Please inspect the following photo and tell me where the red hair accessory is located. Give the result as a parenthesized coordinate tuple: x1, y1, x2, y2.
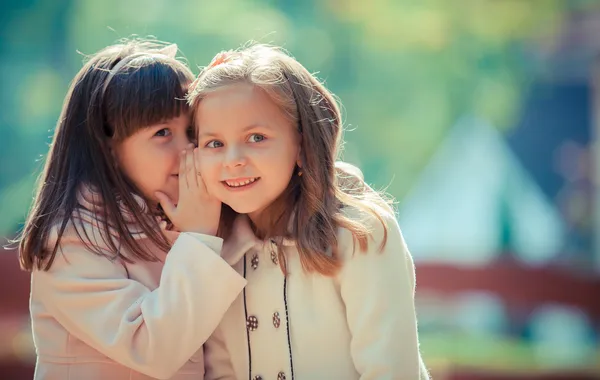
(207, 50, 234, 69)
(189, 50, 235, 93)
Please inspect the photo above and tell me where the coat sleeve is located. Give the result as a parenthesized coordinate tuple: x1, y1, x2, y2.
(203, 322, 238, 380)
(337, 207, 428, 380)
(32, 232, 247, 379)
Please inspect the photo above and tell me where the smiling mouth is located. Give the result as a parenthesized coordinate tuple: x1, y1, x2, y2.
(222, 177, 260, 188)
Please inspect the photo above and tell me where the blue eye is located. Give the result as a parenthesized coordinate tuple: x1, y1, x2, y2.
(248, 134, 265, 143)
(206, 140, 224, 148)
(154, 128, 171, 137)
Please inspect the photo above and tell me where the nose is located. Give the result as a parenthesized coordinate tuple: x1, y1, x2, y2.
(223, 146, 247, 168)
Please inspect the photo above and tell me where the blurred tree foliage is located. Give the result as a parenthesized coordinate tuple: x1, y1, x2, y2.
(0, 0, 597, 234)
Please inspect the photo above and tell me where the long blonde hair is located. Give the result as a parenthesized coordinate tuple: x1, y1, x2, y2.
(188, 44, 392, 276)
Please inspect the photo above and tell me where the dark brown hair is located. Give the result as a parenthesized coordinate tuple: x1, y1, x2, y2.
(188, 44, 392, 276)
(18, 39, 195, 271)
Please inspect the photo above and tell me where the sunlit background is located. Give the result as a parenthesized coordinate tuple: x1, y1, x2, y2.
(2, 0, 600, 379)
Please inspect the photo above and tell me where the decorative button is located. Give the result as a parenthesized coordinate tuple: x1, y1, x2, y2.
(277, 371, 286, 380)
(271, 249, 278, 265)
(246, 315, 258, 331)
(273, 311, 281, 328)
(251, 253, 259, 270)
(253, 376, 263, 380)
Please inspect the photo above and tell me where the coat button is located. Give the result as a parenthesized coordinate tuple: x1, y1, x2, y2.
(246, 315, 258, 331)
(273, 311, 281, 328)
(252, 376, 263, 380)
(250, 253, 259, 270)
(277, 371, 286, 380)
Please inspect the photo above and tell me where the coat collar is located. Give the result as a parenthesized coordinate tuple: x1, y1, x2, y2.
(220, 214, 296, 266)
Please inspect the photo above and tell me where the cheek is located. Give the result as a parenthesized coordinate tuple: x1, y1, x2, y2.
(131, 150, 175, 182)
(143, 152, 171, 175)
(119, 154, 146, 181)
(197, 155, 220, 178)
(271, 144, 299, 170)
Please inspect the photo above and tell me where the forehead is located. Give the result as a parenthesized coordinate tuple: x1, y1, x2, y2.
(195, 83, 290, 132)
(105, 58, 192, 140)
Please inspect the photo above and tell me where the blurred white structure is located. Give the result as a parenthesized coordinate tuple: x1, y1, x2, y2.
(398, 117, 565, 265)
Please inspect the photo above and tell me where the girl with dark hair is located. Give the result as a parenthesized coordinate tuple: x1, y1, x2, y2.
(18, 39, 246, 379)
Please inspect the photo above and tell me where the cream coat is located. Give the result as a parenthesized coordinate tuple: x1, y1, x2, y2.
(29, 190, 247, 380)
(205, 206, 428, 380)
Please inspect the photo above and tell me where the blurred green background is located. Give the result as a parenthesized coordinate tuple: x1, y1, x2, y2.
(1, 0, 600, 379)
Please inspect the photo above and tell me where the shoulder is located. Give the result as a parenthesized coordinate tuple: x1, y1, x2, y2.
(42, 201, 124, 272)
(335, 200, 416, 293)
(46, 185, 151, 257)
(47, 208, 111, 251)
(40, 213, 125, 274)
(336, 199, 403, 258)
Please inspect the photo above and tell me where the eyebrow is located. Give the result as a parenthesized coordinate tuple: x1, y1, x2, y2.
(198, 123, 272, 138)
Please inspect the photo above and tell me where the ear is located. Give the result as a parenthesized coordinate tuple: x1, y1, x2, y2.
(158, 44, 178, 58)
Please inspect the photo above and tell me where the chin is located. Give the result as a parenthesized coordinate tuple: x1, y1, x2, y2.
(227, 202, 261, 215)
(156, 191, 178, 206)
(229, 205, 257, 215)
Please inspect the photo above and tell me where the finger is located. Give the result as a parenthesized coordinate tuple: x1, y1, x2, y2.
(193, 148, 208, 194)
(179, 149, 188, 191)
(186, 146, 198, 190)
(197, 173, 212, 198)
(155, 191, 176, 220)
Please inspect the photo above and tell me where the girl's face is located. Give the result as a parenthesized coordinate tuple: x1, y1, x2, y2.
(113, 114, 193, 205)
(195, 83, 301, 221)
